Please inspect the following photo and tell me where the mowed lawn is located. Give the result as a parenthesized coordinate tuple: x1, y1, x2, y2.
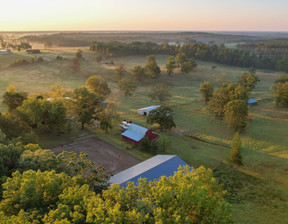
(0, 50, 288, 223)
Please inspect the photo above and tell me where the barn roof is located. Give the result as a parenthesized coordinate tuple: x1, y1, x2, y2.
(138, 105, 160, 112)
(248, 99, 258, 104)
(121, 123, 148, 142)
(109, 155, 188, 187)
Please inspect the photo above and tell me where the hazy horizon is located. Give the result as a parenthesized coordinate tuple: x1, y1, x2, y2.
(1, 0, 288, 32)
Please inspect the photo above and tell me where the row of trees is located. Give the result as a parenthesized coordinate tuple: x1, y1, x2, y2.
(90, 41, 288, 72)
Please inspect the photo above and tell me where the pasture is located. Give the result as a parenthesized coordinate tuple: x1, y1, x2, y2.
(0, 48, 287, 223)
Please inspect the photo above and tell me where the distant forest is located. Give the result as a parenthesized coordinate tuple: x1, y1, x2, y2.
(90, 40, 288, 72)
(21, 32, 288, 72)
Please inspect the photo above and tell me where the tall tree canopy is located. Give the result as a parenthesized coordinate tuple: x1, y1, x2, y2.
(147, 105, 176, 130)
(86, 75, 111, 97)
(2, 85, 27, 113)
(0, 166, 232, 223)
(200, 81, 214, 104)
(149, 84, 172, 104)
(71, 87, 102, 130)
(145, 55, 161, 78)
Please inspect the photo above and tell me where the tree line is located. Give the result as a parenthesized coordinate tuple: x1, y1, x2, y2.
(89, 40, 288, 72)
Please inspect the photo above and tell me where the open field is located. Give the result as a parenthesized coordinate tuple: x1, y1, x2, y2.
(52, 137, 140, 175)
(0, 48, 287, 223)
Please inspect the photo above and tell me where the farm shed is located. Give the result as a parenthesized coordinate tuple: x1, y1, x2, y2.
(0, 50, 12, 55)
(27, 49, 41, 54)
(121, 123, 158, 144)
(109, 155, 188, 187)
(137, 105, 160, 116)
(248, 99, 258, 106)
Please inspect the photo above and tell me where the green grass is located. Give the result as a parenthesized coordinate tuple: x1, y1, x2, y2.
(0, 50, 288, 223)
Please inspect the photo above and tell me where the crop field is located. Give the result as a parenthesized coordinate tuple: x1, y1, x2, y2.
(0, 48, 287, 223)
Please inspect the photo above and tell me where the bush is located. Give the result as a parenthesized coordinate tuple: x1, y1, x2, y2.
(138, 136, 170, 154)
(9, 59, 30, 68)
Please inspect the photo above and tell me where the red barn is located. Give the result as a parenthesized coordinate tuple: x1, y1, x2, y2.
(121, 124, 158, 144)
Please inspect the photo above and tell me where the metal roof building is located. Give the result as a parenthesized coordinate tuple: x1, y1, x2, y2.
(109, 155, 188, 187)
(121, 123, 158, 144)
(248, 99, 258, 105)
(137, 105, 160, 116)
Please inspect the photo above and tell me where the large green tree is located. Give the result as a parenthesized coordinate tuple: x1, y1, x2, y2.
(71, 87, 102, 130)
(97, 105, 119, 134)
(147, 106, 175, 130)
(2, 85, 27, 113)
(17, 98, 67, 132)
(131, 65, 146, 81)
(200, 81, 214, 104)
(149, 83, 171, 104)
(86, 75, 111, 97)
(145, 55, 161, 78)
(238, 72, 259, 91)
(224, 100, 248, 132)
(165, 56, 177, 76)
(118, 77, 137, 96)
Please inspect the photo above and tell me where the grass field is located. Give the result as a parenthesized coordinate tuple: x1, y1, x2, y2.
(0, 48, 287, 223)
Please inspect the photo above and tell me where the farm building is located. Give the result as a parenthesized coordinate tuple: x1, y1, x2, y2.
(109, 155, 188, 187)
(248, 99, 258, 106)
(0, 49, 12, 55)
(137, 105, 160, 116)
(121, 123, 158, 144)
(26, 49, 41, 54)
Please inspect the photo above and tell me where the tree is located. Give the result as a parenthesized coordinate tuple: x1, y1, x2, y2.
(149, 84, 171, 104)
(0, 167, 232, 223)
(71, 87, 102, 130)
(273, 82, 288, 107)
(17, 98, 67, 133)
(176, 53, 187, 67)
(95, 55, 102, 63)
(238, 72, 259, 91)
(49, 84, 67, 100)
(2, 85, 27, 113)
(209, 84, 248, 119)
(131, 65, 146, 81)
(230, 132, 243, 165)
(118, 77, 137, 96)
(200, 81, 214, 104)
(97, 105, 119, 133)
(165, 56, 176, 76)
(114, 64, 126, 80)
(86, 75, 111, 97)
(147, 106, 175, 130)
(145, 55, 161, 78)
(224, 100, 248, 132)
(75, 49, 83, 59)
(180, 58, 197, 73)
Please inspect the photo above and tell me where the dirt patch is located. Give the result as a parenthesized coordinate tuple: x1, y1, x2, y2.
(52, 137, 141, 175)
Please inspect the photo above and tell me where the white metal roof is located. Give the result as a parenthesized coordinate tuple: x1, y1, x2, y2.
(138, 105, 160, 112)
(121, 123, 148, 142)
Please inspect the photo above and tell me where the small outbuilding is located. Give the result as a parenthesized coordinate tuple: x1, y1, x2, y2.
(109, 155, 188, 187)
(248, 99, 258, 106)
(121, 123, 158, 144)
(137, 105, 160, 116)
(0, 49, 12, 55)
